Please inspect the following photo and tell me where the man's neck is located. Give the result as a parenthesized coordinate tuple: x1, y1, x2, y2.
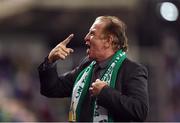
(96, 50, 115, 62)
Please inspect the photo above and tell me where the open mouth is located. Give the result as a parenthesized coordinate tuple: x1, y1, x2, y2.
(85, 43, 90, 49)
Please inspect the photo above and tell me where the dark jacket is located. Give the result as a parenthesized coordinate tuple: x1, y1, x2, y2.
(38, 57, 149, 122)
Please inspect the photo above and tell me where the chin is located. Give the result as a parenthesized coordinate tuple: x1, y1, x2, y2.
(87, 55, 93, 60)
(87, 54, 95, 60)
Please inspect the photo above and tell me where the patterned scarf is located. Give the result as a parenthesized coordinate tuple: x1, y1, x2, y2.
(69, 50, 126, 122)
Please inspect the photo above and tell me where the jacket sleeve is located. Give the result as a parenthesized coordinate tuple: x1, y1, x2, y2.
(38, 57, 89, 98)
(96, 64, 149, 121)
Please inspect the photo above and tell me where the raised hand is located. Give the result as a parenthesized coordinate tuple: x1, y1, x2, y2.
(48, 34, 74, 63)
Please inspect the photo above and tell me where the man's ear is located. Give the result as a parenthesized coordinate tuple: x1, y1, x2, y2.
(104, 35, 113, 48)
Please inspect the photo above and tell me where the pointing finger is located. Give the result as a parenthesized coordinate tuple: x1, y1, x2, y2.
(61, 34, 74, 46)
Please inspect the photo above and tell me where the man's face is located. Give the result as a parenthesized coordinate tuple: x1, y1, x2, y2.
(84, 20, 108, 61)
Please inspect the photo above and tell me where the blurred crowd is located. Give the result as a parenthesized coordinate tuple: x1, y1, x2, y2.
(0, 37, 84, 121)
(0, 39, 57, 121)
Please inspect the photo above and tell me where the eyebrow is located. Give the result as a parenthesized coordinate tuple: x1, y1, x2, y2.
(89, 29, 96, 34)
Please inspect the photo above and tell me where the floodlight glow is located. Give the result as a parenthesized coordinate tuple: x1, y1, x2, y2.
(160, 2, 179, 21)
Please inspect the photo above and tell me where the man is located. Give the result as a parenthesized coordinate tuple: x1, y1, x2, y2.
(38, 16, 149, 122)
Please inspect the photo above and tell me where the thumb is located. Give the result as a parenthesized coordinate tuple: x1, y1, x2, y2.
(67, 48, 74, 53)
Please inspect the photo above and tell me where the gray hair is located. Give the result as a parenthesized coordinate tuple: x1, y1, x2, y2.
(96, 16, 128, 52)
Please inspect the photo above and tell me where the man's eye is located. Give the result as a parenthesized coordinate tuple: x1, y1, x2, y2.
(90, 32, 95, 36)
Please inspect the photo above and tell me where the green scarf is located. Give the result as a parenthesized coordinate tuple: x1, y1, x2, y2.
(69, 50, 126, 122)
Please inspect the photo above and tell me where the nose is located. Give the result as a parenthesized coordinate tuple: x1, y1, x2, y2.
(84, 33, 90, 42)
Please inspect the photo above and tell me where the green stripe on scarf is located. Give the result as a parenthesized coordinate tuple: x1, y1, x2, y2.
(69, 50, 126, 122)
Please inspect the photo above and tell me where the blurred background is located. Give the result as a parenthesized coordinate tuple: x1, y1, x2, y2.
(0, 0, 180, 121)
